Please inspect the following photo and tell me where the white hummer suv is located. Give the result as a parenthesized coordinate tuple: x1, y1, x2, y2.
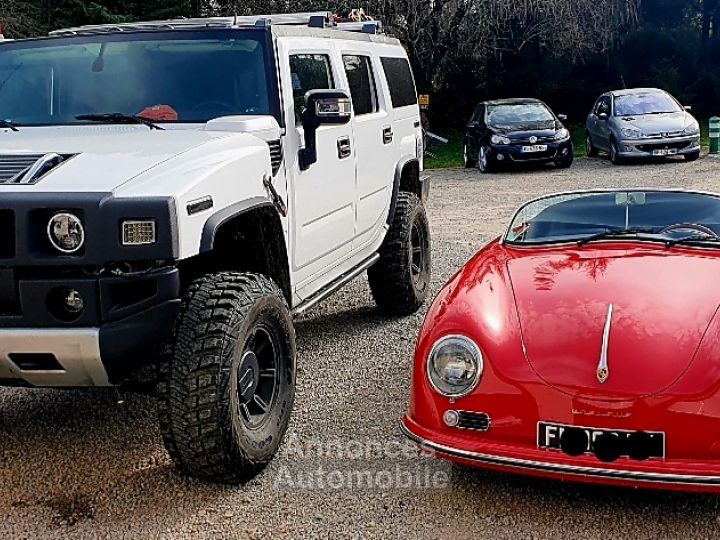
(0, 12, 430, 483)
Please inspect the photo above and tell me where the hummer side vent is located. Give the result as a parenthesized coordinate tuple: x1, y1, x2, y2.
(0, 153, 76, 185)
(268, 140, 283, 175)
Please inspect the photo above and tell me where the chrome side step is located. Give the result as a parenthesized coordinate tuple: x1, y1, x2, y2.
(292, 253, 380, 316)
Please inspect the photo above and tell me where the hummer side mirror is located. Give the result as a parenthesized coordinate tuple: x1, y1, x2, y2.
(299, 89, 352, 171)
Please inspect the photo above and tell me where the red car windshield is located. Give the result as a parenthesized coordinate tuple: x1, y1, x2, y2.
(505, 191, 720, 246)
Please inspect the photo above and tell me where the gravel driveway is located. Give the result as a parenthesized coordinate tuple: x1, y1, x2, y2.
(4, 157, 720, 539)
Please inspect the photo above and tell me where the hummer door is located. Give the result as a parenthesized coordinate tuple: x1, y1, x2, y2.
(279, 45, 357, 282)
(340, 52, 394, 248)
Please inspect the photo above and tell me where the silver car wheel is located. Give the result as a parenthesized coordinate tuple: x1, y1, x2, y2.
(479, 147, 488, 172)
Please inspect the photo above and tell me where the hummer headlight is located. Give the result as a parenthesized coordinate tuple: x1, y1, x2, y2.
(47, 212, 84, 253)
(427, 335, 483, 397)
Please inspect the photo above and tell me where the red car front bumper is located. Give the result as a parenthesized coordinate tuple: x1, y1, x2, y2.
(402, 415, 720, 492)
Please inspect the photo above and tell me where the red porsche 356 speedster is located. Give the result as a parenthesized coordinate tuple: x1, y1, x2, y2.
(402, 189, 720, 491)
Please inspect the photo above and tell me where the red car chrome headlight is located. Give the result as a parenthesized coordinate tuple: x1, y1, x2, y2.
(427, 335, 484, 398)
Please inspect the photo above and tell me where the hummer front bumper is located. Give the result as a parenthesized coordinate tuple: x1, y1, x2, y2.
(0, 267, 181, 387)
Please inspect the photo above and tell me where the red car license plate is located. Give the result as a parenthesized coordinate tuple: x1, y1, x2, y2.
(537, 422, 665, 459)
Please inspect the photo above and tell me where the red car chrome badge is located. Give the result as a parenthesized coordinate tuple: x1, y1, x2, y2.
(596, 304, 613, 384)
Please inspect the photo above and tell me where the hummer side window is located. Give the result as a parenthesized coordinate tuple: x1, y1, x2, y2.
(380, 57, 417, 109)
(342, 55, 378, 116)
(289, 54, 335, 124)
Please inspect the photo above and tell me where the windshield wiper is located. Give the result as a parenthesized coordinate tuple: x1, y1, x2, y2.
(76, 113, 164, 130)
(0, 119, 19, 132)
(577, 227, 664, 246)
(667, 235, 720, 248)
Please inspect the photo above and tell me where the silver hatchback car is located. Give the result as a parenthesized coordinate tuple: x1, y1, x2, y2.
(585, 88, 701, 165)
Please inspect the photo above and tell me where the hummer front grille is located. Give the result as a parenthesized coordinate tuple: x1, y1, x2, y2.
(0, 154, 46, 183)
(0, 153, 76, 184)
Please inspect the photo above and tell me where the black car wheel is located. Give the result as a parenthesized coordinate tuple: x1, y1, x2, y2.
(585, 132, 598, 157)
(478, 145, 495, 173)
(555, 151, 574, 169)
(463, 144, 477, 168)
(610, 139, 624, 165)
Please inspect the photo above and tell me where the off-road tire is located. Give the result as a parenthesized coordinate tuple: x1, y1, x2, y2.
(685, 150, 701, 162)
(368, 192, 431, 316)
(158, 272, 295, 485)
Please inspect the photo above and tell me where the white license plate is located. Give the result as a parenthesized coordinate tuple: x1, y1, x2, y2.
(521, 145, 547, 153)
(537, 422, 665, 459)
(652, 148, 678, 156)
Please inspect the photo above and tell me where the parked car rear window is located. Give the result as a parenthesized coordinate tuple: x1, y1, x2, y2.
(343, 55, 378, 115)
(614, 92, 681, 116)
(289, 53, 335, 124)
(380, 57, 417, 108)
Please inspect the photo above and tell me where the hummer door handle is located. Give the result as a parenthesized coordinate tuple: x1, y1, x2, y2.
(337, 137, 352, 159)
(383, 127, 394, 145)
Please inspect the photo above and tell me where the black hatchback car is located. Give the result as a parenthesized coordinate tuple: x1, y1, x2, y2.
(464, 98, 574, 173)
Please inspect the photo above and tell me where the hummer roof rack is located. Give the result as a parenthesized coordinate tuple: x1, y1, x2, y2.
(50, 11, 383, 37)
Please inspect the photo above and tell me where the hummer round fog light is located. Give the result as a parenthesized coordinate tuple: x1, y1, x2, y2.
(47, 212, 84, 253)
(64, 289, 84, 314)
(47, 287, 85, 321)
(443, 410, 460, 427)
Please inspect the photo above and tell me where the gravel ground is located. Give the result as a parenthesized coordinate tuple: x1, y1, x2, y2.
(4, 157, 720, 539)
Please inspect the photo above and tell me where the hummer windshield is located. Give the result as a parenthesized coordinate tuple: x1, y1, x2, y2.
(0, 30, 276, 126)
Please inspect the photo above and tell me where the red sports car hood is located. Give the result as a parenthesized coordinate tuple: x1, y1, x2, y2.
(507, 248, 720, 401)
